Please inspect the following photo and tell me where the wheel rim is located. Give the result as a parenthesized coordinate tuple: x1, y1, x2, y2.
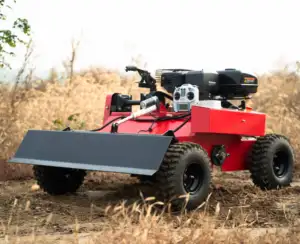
(183, 163, 203, 194)
(273, 150, 290, 178)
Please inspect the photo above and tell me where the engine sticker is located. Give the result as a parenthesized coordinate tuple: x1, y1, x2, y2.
(243, 77, 256, 83)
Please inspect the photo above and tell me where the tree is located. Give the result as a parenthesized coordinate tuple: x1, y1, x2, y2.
(0, 0, 31, 68)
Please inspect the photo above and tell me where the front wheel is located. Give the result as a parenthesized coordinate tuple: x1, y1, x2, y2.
(248, 134, 294, 190)
(33, 165, 86, 195)
(155, 142, 212, 211)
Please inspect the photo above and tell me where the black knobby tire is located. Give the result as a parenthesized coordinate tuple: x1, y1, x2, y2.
(155, 142, 211, 211)
(33, 165, 86, 195)
(248, 134, 294, 190)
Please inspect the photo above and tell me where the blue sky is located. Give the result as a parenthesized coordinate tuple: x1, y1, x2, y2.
(2, 0, 300, 80)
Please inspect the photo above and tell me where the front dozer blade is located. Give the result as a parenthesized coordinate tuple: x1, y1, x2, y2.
(8, 130, 173, 176)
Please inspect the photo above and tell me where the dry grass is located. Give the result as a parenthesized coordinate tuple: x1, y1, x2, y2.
(1, 45, 300, 242)
(1, 175, 300, 243)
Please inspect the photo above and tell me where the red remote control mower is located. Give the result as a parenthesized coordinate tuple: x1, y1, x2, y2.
(9, 66, 295, 210)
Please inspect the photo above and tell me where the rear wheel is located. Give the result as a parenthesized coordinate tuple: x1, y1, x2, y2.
(248, 134, 294, 190)
(155, 142, 211, 211)
(33, 165, 86, 195)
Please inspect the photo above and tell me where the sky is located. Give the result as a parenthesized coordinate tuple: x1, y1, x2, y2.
(2, 0, 300, 80)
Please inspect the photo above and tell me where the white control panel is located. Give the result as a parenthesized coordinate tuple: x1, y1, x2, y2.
(173, 84, 199, 112)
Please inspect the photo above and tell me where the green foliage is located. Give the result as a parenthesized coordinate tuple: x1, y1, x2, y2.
(52, 113, 86, 131)
(0, 0, 31, 68)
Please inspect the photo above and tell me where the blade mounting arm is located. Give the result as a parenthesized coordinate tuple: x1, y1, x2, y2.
(111, 96, 160, 133)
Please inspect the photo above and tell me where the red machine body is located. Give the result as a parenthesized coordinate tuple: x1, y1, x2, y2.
(101, 94, 266, 172)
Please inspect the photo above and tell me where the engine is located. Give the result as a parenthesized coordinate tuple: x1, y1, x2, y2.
(156, 68, 258, 100)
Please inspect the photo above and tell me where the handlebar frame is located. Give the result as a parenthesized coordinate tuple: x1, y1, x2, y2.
(125, 65, 157, 92)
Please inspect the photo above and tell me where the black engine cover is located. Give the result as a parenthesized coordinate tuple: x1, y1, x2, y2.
(161, 72, 185, 93)
(185, 71, 219, 99)
(160, 68, 258, 99)
(216, 69, 258, 98)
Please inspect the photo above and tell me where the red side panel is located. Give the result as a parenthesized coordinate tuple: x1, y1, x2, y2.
(191, 106, 266, 136)
(179, 134, 256, 171)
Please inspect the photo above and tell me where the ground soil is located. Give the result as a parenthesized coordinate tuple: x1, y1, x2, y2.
(1, 171, 300, 243)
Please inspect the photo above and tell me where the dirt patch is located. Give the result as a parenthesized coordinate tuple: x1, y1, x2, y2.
(0, 172, 300, 243)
